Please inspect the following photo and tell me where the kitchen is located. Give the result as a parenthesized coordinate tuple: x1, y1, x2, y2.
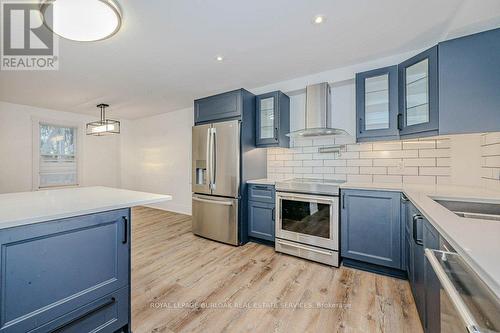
(0, 1, 499, 332)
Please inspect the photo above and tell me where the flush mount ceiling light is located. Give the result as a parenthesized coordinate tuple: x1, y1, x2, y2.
(216, 55, 224, 62)
(312, 15, 325, 24)
(86, 104, 120, 136)
(40, 0, 122, 42)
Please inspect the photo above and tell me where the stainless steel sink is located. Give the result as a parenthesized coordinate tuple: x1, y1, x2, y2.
(434, 199, 500, 221)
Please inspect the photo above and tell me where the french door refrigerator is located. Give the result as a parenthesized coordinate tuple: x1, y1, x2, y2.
(192, 120, 241, 245)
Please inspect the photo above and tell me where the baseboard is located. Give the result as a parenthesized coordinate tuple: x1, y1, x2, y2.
(342, 258, 407, 280)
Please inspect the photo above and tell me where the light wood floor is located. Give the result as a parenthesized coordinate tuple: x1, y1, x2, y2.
(131, 207, 422, 333)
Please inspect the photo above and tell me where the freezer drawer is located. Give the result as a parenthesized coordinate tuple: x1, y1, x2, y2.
(192, 195, 239, 245)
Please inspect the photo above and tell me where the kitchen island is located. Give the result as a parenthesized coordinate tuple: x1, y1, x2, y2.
(0, 186, 171, 333)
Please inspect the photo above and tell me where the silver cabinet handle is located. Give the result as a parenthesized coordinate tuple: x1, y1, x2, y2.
(425, 249, 480, 333)
(193, 197, 233, 206)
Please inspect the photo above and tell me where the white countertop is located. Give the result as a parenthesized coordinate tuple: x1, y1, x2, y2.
(0, 186, 171, 230)
(341, 182, 500, 299)
(247, 179, 276, 185)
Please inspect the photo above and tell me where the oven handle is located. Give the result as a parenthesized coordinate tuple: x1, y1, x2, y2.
(277, 239, 333, 256)
(276, 193, 337, 205)
(424, 249, 480, 333)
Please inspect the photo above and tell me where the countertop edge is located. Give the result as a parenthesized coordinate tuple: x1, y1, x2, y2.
(0, 196, 172, 230)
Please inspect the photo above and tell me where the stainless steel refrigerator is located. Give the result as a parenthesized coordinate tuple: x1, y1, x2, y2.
(192, 120, 241, 245)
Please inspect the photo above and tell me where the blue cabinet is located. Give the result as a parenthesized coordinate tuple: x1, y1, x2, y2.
(406, 202, 426, 326)
(256, 91, 290, 148)
(439, 28, 500, 135)
(247, 184, 275, 242)
(398, 46, 439, 138)
(248, 201, 275, 241)
(356, 66, 399, 142)
(424, 219, 440, 333)
(194, 89, 254, 125)
(341, 189, 402, 269)
(0, 209, 131, 333)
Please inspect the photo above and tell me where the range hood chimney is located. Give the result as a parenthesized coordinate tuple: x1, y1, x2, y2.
(287, 82, 348, 137)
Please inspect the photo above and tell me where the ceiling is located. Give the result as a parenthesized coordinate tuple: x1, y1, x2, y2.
(1, 0, 499, 119)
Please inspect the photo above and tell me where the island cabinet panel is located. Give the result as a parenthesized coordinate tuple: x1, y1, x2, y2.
(0, 208, 130, 333)
(341, 190, 402, 269)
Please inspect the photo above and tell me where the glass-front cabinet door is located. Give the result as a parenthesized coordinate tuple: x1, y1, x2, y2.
(257, 94, 277, 144)
(399, 46, 439, 137)
(356, 65, 399, 141)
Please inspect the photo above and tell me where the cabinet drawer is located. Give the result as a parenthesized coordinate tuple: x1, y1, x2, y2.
(31, 287, 129, 333)
(248, 184, 275, 203)
(0, 209, 130, 333)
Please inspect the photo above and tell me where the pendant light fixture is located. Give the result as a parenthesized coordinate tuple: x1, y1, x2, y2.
(86, 104, 120, 136)
(40, 0, 122, 42)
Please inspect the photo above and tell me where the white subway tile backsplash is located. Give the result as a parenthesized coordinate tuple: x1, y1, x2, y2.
(419, 149, 451, 158)
(360, 150, 418, 159)
(373, 175, 402, 183)
(419, 167, 451, 176)
(294, 153, 313, 160)
(323, 159, 347, 167)
(335, 167, 359, 175)
(284, 160, 302, 167)
(293, 167, 313, 174)
(275, 154, 293, 161)
(436, 158, 451, 167)
(313, 167, 335, 174)
(403, 176, 436, 184)
(480, 133, 500, 189)
(347, 143, 373, 152)
(373, 158, 402, 167)
(387, 167, 419, 176)
(372, 141, 402, 151)
(266, 132, 500, 188)
(347, 174, 373, 183)
(403, 158, 436, 167)
(403, 141, 435, 150)
(360, 167, 386, 175)
(302, 160, 323, 167)
(347, 159, 372, 167)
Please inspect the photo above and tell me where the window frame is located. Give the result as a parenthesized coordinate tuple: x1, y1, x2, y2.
(32, 117, 84, 191)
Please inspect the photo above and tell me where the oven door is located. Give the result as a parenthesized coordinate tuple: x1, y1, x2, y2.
(275, 192, 339, 250)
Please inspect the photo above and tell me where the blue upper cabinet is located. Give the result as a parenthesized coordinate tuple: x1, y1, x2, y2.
(255, 91, 290, 148)
(356, 66, 399, 142)
(439, 28, 500, 135)
(398, 46, 439, 138)
(194, 89, 254, 125)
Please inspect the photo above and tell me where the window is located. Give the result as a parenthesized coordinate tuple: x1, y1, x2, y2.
(36, 123, 79, 189)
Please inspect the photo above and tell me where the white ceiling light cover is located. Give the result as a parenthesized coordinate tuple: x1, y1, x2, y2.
(41, 0, 122, 42)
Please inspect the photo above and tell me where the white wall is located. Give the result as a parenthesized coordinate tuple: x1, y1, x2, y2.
(120, 107, 193, 214)
(0, 101, 121, 194)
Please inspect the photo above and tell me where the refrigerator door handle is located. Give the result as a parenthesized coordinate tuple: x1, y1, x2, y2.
(212, 127, 217, 190)
(192, 197, 234, 206)
(206, 127, 212, 190)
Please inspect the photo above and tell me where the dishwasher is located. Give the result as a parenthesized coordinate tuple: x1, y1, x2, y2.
(425, 238, 500, 333)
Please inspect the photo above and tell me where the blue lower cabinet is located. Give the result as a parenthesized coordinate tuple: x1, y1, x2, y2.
(341, 189, 402, 270)
(0, 209, 131, 333)
(248, 200, 275, 242)
(424, 220, 440, 333)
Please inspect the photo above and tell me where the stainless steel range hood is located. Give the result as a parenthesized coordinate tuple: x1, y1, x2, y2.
(287, 82, 348, 137)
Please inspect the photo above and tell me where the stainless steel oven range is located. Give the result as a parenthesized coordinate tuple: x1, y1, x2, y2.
(275, 178, 344, 266)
